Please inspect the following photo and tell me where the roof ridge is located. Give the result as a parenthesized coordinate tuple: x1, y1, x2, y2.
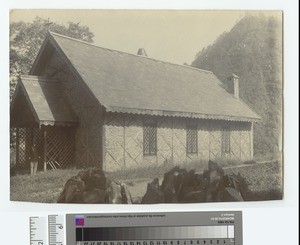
(49, 31, 213, 75)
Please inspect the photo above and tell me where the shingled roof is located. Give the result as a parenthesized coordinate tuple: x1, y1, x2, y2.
(11, 76, 77, 126)
(30, 32, 260, 122)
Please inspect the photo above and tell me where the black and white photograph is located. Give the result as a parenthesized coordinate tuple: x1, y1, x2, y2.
(9, 10, 283, 204)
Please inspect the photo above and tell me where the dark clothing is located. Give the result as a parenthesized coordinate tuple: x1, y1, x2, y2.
(30, 145, 39, 175)
(30, 145, 39, 162)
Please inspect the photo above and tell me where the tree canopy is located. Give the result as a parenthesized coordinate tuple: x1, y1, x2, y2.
(10, 17, 94, 98)
(191, 14, 282, 156)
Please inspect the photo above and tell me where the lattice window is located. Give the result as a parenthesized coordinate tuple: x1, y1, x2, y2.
(187, 125, 198, 154)
(45, 127, 75, 169)
(222, 129, 231, 153)
(143, 123, 157, 156)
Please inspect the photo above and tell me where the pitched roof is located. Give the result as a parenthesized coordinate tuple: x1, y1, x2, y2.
(33, 32, 260, 122)
(11, 75, 77, 126)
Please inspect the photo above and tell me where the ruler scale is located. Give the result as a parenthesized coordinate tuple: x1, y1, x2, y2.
(74, 239, 235, 245)
(29, 216, 47, 245)
(48, 215, 65, 245)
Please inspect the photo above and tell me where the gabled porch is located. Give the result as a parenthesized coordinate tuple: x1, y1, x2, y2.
(10, 75, 78, 172)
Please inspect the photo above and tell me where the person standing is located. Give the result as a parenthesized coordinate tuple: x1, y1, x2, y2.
(29, 140, 39, 175)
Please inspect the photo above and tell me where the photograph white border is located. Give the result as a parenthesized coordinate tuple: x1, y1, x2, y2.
(0, 0, 298, 244)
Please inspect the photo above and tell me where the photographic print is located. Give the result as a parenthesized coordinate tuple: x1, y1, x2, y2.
(9, 10, 283, 204)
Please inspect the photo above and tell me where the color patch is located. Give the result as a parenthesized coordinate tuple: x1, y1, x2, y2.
(75, 216, 84, 226)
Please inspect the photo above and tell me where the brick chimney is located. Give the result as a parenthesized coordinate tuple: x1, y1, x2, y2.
(228, 74, 240, 99)
(137, 48, 147, 57)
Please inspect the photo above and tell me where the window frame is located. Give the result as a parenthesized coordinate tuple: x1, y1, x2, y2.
(221, 128, 231, 154)
(186, 124, 198, 154)
(143, 122, 157, 156)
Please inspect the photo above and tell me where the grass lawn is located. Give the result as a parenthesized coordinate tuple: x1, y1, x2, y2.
(10, 161, 283, 203)
(10, 168, 154, 203)
(10, 168, 81, 203)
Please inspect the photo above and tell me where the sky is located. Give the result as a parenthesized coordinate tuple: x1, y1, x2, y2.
(9, 10, 247, 65)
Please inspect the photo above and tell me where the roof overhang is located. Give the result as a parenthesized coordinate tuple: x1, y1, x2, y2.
(106, 106, 261, 123)
(10, 76, 78, 127)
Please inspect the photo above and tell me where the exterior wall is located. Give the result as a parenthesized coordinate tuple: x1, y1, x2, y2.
(36, 51, 104, 168)
(103, 112, 253, 172)
(209, 120, 222, 160)
(198, 120, 210, 163)
(172, 118, 187, 164)
(157, 117, 173, 165)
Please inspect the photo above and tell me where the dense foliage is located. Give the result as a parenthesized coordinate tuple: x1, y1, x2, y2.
(10, 17, 94, 99)
(191, 14, 282, 156)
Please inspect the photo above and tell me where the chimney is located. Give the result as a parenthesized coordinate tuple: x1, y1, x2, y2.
(228, 74, 240, 99)
(137, 48, 147, 57)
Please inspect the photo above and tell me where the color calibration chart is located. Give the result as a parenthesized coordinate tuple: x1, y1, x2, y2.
(66, 212, 243, 245)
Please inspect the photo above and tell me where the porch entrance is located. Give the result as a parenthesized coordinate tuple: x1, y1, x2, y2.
(12, 126, 75, 171)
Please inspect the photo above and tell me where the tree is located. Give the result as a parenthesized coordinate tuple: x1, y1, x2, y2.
(191, 14, 282, 157)
(9, 17, 94, 151)
(10, 17, 94, 99)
